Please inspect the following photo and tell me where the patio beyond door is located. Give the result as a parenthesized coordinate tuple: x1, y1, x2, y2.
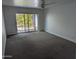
(16, 14, 38, 33)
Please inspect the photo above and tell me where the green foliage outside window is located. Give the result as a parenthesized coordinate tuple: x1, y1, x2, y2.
(16, 14, 33, 28)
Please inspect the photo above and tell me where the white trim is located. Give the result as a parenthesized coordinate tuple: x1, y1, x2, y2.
(46, 30, 76, 43)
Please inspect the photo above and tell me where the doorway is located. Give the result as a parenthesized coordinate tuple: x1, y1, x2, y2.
(16, 14, 38, 33)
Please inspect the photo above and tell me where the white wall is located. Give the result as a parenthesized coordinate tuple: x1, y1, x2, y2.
(2, 13, 6, 58)
(3, 6, 44, 35)
(45, 1, 76, 43)
(3, 6, 17, 35)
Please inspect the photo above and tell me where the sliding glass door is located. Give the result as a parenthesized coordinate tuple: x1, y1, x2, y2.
(16, 14, 38, 33)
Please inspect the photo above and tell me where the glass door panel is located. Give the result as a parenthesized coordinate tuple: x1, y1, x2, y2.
(16, 14, 25, 33)
(16, 14, 38, 33)
(28, 14, 34, 32)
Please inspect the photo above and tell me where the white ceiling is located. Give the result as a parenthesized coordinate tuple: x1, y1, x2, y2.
(45, 0, 75, 4)
(2, 0, 41, 8)
(2, 0, 75, 8)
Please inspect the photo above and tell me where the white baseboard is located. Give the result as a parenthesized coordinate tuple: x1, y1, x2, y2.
(46, 31, 76, 43)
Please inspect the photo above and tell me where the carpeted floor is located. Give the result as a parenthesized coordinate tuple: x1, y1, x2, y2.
(5, 32, 76, 59)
